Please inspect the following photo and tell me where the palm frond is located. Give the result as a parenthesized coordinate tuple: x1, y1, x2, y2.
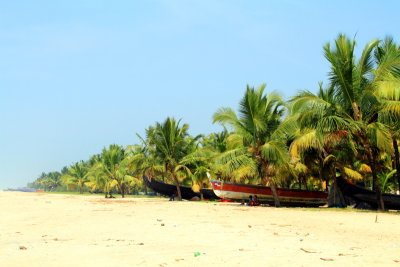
(289, 130, 322, 158)
(367, 122, 393, 152)
(260, 141, 288, 167)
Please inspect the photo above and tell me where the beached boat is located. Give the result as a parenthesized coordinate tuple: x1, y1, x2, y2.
(209, 180, 328, 207)
(336, 177, 400, 210)
(142, 176, 220, 200)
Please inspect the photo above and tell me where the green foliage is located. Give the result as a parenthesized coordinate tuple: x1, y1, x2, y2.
(61, 161, 89, 194)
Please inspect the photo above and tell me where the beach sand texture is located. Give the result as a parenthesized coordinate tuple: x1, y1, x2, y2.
(1, 191, 399, 266)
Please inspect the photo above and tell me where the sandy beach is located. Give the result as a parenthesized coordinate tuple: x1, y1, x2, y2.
(1, 191, 399, 266)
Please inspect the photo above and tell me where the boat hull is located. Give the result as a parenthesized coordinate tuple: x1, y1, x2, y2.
(337, 177, 400, 210)
(143, 176, 220, 200)
(210, 181, 328, 207)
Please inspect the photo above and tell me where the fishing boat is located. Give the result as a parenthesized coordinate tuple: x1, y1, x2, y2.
(209, 180, 328, 207)
(336, 177, 400, 210)
(142, 176, 220, 200)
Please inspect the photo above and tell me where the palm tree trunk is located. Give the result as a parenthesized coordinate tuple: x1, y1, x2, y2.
(117, 181, 125, 198)
(363, 142, 385, 211)
(352, 102, 361, 121)
(260, 160, 280, 207)
(393, 138, 400, 193)
(121, 184, 125, 198)
(266, 175, 281, 207)
(319, 157, 328, 190)
(303, 176, 309, 190)
(172, 174, 182, 201)
(175, 184, 182, 201)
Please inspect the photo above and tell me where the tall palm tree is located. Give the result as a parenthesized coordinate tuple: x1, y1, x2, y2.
(320, 34, 398, 210)
(61, 162, 89, 193)
(99, 144, 135, 198)
(127, 142, 164, 180)
(181, 147, 217, 200)
(289, 82, 363, 207)
(147, 117, 199, 200)
(374, 36, 400, 192)
(213, 84, 295, 207)
(289, 34, 400, 210)
(86, 162, 118, 198)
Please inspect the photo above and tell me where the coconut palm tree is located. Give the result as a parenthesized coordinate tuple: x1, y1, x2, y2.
(289, 83, 360, 189)
(213, 84, 296, 207)
(308, 33, 397, 210)
(98, 144, 135, 198)
(374, 36, 400, 192)
(180, 147, 218, 200)
(127, 141, 164, 179)
(61, 162, 89, 193)
(146, 117, 200, 200)
(86, 162, 118, 198)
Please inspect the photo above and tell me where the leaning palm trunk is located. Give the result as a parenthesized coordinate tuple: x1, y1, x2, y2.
(393, 138, 400, 193)
(265, 175, 280, 207)
(260, 160, 280, 207)
(174, 184, 182, 201)
(172, 173, 182, 201)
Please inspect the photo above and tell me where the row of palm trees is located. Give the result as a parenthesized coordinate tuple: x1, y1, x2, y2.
(29, 34, 400, 210)
(29, 145, 141, 198)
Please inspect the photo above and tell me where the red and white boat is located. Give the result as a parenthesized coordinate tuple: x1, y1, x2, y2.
(209, 180, 328, 207)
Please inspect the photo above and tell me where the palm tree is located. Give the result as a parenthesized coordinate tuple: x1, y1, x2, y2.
(181, 148, 217, 200)
(320, 34, 396, 210)
(146, 117, 199, 200)
(289, 83, 361, 208)
(99, 144, 135, 198)
(61, 162, 89, 193)
(86, 162, 118, 198)
(374, 36, 400, 192)
(213, 84, 295, 207)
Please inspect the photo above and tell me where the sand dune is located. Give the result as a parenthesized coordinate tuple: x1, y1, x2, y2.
(1, 191, 399, 266)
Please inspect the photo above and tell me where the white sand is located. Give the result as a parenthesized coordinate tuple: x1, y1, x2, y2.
(1, 191, 399, 266)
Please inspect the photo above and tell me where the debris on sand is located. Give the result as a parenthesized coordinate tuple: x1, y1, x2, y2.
(320, 258, 334, 261)
(300, 248, 317, 253)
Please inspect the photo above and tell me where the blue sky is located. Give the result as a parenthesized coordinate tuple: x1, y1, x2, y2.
(1, 0, 400, 188)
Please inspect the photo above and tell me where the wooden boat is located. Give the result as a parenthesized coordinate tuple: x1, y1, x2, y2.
(209, 180, 328, 207)
(336, 177, 400, 210)
(142, 176, 220, 200)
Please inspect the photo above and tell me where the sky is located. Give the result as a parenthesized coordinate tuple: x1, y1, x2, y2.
(1, 0, 400, 188)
